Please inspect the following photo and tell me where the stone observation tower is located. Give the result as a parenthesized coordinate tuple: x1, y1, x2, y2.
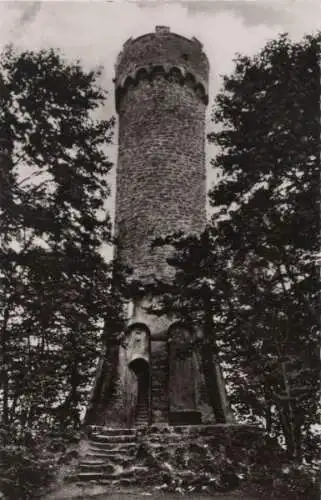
(86, 26, 231, 428)
(114, 25, 208, 283)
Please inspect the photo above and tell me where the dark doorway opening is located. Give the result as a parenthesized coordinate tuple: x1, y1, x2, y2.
(129, 358, 150, 426)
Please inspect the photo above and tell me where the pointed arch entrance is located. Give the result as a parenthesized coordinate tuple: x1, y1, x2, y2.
(126, 324, 151, 426)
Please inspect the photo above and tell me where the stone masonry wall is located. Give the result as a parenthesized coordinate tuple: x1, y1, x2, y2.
(107, 28, 213, 426)
(115, 27, 209, 106)
(115, 72, 207, 282)
(114, 27, 208, 284)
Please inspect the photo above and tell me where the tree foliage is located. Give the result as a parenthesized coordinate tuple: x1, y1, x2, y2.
(150, 32, 320, 467)
(207, 32, 320, 461)
(0, 45, 121, 434)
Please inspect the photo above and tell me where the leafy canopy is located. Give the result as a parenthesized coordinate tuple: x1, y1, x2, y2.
(0, 45, 121, 432)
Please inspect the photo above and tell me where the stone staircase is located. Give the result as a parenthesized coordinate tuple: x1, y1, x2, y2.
(135, 398, 149, 426)
(49, 423, 269, 499)
(150, 341, 169, 422)
(72, 427, 148, 486)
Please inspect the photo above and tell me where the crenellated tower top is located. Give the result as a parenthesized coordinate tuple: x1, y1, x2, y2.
(114, 26, 209, 112)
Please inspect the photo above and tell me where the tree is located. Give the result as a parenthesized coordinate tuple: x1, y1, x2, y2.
(0, 45, 121, 433)
(150, 32, 320, 463)
(207, 31, 320, 461)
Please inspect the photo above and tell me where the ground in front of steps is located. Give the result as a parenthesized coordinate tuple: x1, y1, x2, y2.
(42, 484, 261, 500)
(78, 493, 257, 500)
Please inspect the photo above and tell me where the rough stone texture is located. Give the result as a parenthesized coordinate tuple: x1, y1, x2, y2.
(114, 28, 208, 284)
(115, 27, 209, 112)
(168, 325, 196, 411)
(93, 298, 214, 427)
(95, 314, 213, 427)
(87, 27, 230, 428)
(150, 340, 168, 423)
(136, 424, 273, 493)
(42, 490, 260, 500)
(115, 73, 207, 283)
(43, 424, 286, 498)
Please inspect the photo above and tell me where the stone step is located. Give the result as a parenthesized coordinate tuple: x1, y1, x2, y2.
(80, 458, 106, 465)
(144, 435, 192, 444)
(146, 440, 194, 448)
(76, 477, 138, 488)
(87, 446, 137, 456)
(76, 477, 136, 487)
(147, 432, 194, 438)
(89, 427, 136, 436)
(86, 453, 135, 465)
(74, 475, 144, 487)
(79, 463, 115, 473)
(72, 471, 106, 481)
(86, 449, 136, 459)
(88, 441, 138, 451)
(75, 466, 148, 482)
(87, 445, 135, 453)
(90, 434, 136, 443)
(88, 447, 137, 458)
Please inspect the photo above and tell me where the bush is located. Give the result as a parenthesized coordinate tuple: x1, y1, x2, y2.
(0, 425, 79, 500)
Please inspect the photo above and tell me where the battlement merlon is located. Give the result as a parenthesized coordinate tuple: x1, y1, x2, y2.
(114, 26, 209, 112)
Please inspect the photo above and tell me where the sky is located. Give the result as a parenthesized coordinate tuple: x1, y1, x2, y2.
(0, 0, 320, 258)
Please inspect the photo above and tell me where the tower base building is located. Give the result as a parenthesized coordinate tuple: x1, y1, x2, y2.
(86, 26, 232, 428)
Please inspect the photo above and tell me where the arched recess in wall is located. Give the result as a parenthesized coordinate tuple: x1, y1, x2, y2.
(135, 67, 149, 83)
(126, 322, 150, 370)
(125, 323, 151, 425)
(167, 66, 184, 84)
(168, 322, 197, 412)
